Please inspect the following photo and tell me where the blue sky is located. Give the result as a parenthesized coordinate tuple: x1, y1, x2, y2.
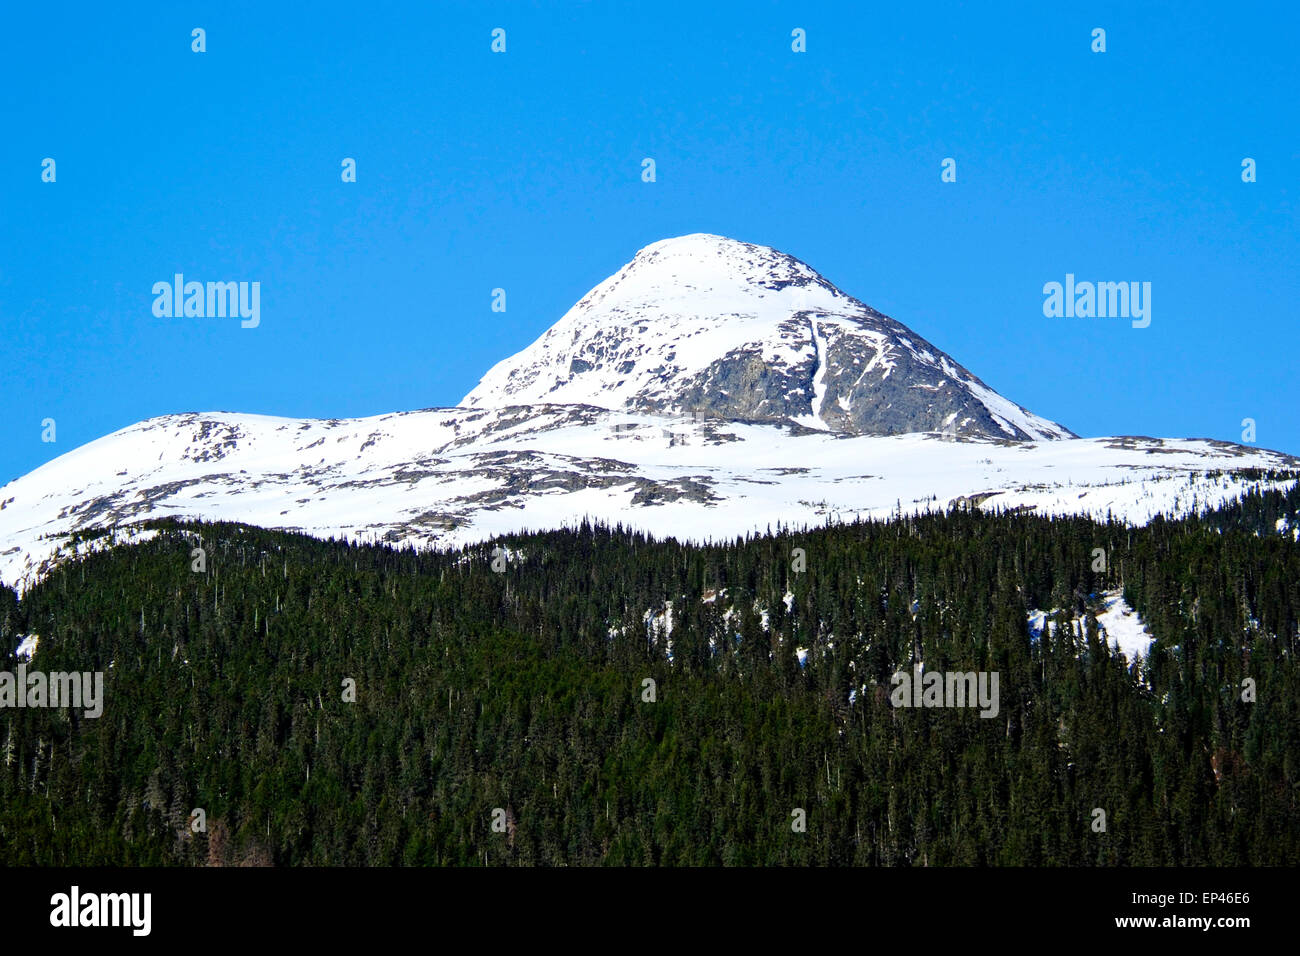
(3, 0, 1296, 484)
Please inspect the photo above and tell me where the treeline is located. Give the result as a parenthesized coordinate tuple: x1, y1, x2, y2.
(0, 478, 1297, 865)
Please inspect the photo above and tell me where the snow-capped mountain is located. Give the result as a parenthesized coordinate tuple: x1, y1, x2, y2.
(464, 235, 1073, 441)
(1, 235, 1295, 593)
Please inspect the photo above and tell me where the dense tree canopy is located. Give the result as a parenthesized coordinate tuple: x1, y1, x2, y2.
(1, 475, 1297, 865)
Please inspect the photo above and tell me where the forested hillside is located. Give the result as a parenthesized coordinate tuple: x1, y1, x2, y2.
(2, 477, 1298, 865)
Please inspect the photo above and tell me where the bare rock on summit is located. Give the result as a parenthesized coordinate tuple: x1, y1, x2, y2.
(462, 234, 1074, 441)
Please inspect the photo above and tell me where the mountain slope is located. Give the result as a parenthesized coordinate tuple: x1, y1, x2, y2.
(1, 404, 1294, 593)
(2, 234, 1294, 593)
(463, 234, 1074, 441)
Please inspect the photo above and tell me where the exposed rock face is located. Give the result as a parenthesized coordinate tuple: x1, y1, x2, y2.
(463, 234, 1074, 441)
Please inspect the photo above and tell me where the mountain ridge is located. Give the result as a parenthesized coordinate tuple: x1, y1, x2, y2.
(1, 402, 1295, 594)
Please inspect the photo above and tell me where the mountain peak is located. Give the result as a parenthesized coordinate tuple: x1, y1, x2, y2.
(630, 233, 786, 261)
(632, 232, 733, 253)
(629, 232, 804, 269)
(463, 236, 1073, 442)
(611, 233, 842, 302)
